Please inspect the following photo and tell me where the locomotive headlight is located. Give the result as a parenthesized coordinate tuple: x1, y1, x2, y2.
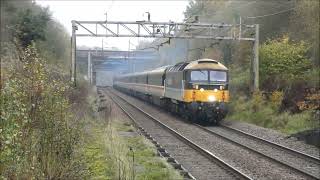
(200, 88, 204, 92)
(208, 95, 216, 102)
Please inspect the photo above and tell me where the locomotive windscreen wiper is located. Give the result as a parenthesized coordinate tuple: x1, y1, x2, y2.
(199, 70, 206, 75)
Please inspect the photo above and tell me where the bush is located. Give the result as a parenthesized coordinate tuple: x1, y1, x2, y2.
(260, 35, 312, 91)
(227, 95, 319, 134)
(1, 2, 88, 178)
(270, 90, 284, 110)
(1, 44, 85, 178)
(228, 65, 250, 95)
(301, 68, 320, 88)
(11, 7, 51, 48)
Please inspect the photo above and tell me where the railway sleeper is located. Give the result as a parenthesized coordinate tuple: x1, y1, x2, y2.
(171, 162, 182, 170)
(167, 157, 175, 163)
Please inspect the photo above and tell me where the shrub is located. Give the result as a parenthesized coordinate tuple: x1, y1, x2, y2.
(252, 91, 265, 112)
(270, 90, 284, 110)
(1, 44, 84, 178)
(227, 95, 319, 134)
(228, 65, 250, 95)
(260, 35, 312, 90)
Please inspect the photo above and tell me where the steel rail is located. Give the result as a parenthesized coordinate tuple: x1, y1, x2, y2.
(104, 90, 196, 180)
(195, 124, 320, 180)
(108, 89, 252, 180)
(221, 125, 320, 162)
(104, 89, 200, 180)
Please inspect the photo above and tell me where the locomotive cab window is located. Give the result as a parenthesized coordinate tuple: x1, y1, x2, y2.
(186, 70, 228, 90)
(210, 71, 227, 82)
(190, 70, 208, 82)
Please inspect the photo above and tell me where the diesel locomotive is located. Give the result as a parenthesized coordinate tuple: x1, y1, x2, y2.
(113, 59, 229, 125)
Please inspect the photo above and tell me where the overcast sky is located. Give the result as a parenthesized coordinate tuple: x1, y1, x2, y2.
(36, 0, 189, 50)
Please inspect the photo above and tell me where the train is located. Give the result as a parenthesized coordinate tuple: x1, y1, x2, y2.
(113, 58, 229, 125)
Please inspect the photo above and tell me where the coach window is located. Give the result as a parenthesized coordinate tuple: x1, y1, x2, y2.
(209, 71, 227, 82)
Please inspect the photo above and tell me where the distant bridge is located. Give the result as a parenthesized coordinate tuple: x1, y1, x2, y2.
(76, 49, 159, 85)
(76, 49, 157, 59)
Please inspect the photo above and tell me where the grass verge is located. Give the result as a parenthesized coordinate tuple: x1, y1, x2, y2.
(227, 95, 319, 135)
(83, 92, 182, 180)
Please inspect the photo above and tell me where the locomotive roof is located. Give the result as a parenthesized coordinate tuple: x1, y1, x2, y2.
(116, 59, 227, 78)
(116, 65, 169, 78)
(151, 65, 171, 72)
(147, 65, 171, 75)
(117, 71, 147, 78)
(184, 59, 228, 71)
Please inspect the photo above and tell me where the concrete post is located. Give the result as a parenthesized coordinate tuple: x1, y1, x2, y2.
(239, 16, 242, 41)
(253, 24, 259, 92)
(88, 52, 91, 84)
(71, 20, 77, 86)
(90, 60, 93, 84)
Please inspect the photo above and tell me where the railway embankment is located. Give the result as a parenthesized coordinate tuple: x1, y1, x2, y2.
(227, 36, 319, 144)
(226, 93, 320, 147)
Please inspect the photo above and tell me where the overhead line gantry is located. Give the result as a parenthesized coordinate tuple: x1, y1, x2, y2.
(71, 20, 259, 91)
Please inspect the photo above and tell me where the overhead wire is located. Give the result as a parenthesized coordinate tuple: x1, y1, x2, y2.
(246, 7, 295, 19)
(140, 1, 290, 51)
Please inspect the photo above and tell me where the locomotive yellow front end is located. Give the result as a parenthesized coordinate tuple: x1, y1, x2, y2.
(183, 59, 229, 124)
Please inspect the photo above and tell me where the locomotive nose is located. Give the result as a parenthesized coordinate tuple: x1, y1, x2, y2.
(208, 95, 216, 102)
(216, 102, 228, 114)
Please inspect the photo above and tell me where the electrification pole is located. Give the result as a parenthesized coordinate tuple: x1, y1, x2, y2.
(71, 20, 77, 86)
(87, 51, 91, 84)
(253, 24, 259, 92)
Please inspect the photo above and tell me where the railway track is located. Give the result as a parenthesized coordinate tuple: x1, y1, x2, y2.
(106, 88, 319, 179)
(104, 88, 252, 180)
(197, 125, 320, 179)
(220, 125, 320, 162)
